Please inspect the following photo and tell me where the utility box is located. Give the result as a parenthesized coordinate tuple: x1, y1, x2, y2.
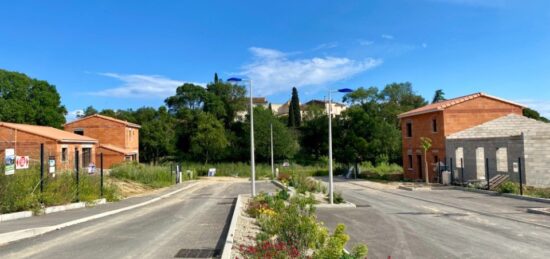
(442, 171, 451, 185)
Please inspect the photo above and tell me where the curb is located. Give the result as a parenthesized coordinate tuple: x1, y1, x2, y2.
(0, 182, 200, 246)
(398, 186, 432, 191)
(527, 208, 550, 216)
(453, 186, 550, 204)
(315, 201, 356, 208)
(0, 211, 33, 222)
(0, 198, 109, 223)
(271, 180, 296, 195)
(44, 202, 86, 214)
(221, 194, 245, 259)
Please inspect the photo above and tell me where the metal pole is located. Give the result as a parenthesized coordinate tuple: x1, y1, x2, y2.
(100, 153, 104, 198)
(328, 90, 334, 205)
(75, 149, 80, 202)
(249, 80, 256, 197)
(437, 157, 441, 184)
(450, 157, 454, 184)
(270, 122, 274, 179)
(461, 158, 465, 187)
(40, 143, 44, 193)
(485, 157, 490, 190)
(518, 157, 523, 196)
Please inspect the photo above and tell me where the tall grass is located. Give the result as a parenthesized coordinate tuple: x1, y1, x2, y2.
(178, 161, 328, 179)
(0, 166, 118, 214)
(110, 162, 191, 188)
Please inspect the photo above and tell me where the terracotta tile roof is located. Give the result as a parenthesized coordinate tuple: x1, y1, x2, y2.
(0, 122, 97, 143)
(398, 92, 524, 119)
(99, 144, 138, 155)
(65, 114, 141, 128)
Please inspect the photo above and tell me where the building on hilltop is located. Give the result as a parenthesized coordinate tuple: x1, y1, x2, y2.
(64, 114, 140, 169)
(398, 92, 523, 182)
(0, 122, 98, 172)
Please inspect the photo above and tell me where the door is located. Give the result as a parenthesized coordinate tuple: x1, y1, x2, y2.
(417, 155, 423, 179)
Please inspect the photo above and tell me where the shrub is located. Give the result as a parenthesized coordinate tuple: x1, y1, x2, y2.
(498, 181, 519, 194)
(238, 240, 300, 259)
(326, 192, 345, 204)
(110, 163, 177, 188)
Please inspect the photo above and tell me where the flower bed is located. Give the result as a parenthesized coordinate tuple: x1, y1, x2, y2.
(232, 190, 367, 258)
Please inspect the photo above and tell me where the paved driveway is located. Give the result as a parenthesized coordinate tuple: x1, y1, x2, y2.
(316, 179, 550, 259)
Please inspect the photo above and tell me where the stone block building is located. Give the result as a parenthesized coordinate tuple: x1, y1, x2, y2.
(446, 114, 550, 187)
(398, 93, 523, 182)
(0, 122, 98, 172)
(64, 114, 140, 169)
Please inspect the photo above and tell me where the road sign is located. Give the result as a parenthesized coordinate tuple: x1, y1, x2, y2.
(15, 156, 29, 169)
(49, 156, 56, 173)
(4, 149, 15, 175)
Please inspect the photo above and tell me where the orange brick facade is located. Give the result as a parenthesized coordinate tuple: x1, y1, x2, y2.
(64, 115, 140, 169)
(400, 95, 522, 182)
(0, 126, 97, 172)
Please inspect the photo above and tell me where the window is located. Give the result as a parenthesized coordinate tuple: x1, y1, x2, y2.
(496, 147, 508, 172)
(406, 122, 412, 137)
(408, 155, 413, 169)
(432, 119, 437, 132)
(74, 130, 84, 136)
(82, 148, 92, 167)
(61, 148, 68, 162)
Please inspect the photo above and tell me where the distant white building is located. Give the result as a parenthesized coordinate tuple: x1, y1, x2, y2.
(235, 97, 348, 121)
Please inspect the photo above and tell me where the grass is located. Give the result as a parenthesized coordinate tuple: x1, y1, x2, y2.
(358, 162, 403, 180)
(178, 161, 328, 179)
(497, 181, 550, 199)
(109, 162, 192, 188)
(0, 166, 118, 214)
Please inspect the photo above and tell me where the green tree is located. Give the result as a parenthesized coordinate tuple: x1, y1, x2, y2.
(190, 112, 229, 164)
(165, 83, 207, 112)
(0, 69, 67, 128)
(245, 107, 298, 161)
(288, 87, 302, 127)
(99, 109, 117, 118)
(523, 107, 549, 123)
(420, 137, 432, 184)
(81, 106, 98, 117)
(342, 86, 379, 105)
(432, 89, 446, 103)
(204, 78, 246, 126)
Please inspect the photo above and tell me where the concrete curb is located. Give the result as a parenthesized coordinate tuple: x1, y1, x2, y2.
(270, 180, 296, 195)
(0, 182, 200, 246)
(221, 194, 245, 259)
(44, 202, 86, 214)
(453, 186, 550, 204)
(527, 208, 550, 216)
(398, 186, 432, 191)
(0, 211, 33, 222)
(315, 201, 356, 208)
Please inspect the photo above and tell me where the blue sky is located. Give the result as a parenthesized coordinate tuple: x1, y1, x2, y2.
(1, 0, 549, 119)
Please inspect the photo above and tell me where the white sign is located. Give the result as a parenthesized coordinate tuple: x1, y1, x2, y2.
(512, 162, 519, 173)
(4, 149, 15, 175)
(49, 157, 56, 173)
(15, 156, 29, 169)
(207, 168, 216, 177)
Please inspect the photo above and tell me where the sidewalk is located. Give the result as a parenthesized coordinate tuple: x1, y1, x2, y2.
(0, 181, 198, 235)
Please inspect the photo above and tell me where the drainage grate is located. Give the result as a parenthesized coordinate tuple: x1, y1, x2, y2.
(356, 204, 371, 208)
(174, 249, 220, 258)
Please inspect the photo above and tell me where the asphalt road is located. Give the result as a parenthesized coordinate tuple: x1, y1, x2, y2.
(0, 179, 275, 259)
(316, 178, 550, 259)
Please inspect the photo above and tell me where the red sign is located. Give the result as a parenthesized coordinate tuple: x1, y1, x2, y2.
(15, 156, 29, 169)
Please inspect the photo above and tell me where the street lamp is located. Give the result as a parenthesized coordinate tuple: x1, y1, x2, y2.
(228, 77, 256, 197)
(328, 88, 353, 204)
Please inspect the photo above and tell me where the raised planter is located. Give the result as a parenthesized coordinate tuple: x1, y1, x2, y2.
(221, 194, 245, 259)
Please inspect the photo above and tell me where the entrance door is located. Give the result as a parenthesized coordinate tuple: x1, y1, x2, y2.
(417, 155, 423, 179)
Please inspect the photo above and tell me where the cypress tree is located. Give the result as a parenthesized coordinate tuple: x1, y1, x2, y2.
(287, 87, 301, 127)
(214, 73, 219, 84)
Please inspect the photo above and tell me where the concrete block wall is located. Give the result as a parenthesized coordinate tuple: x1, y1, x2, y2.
(524, 132, 550, 187)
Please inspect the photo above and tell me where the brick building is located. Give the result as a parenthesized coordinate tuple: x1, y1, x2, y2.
(398, 93, 523, 182)
(64, 114, 140, 169)
(0, 122, 98, 172)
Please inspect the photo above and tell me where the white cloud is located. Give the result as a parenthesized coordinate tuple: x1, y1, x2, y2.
(517, 99, 550, 118)
(66, 109, 84, 122)
(240, 47, 382, 96)
(381, 34, 394, 40)
(313, 42, 338, 51)
(90, 73, 204, 98)
(359, 40, 374, 46)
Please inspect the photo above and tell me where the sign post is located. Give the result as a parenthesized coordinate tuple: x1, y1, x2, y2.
(4, 149, 15, 175)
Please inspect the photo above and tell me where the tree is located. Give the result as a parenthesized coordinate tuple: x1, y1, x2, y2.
(288, 87, 301, 127)
(190, 112, 229, 164)
(245, 107, 297, 161)
(0, 69, 67, 128)
(420, 137, 432, 184)
(134, 106, 176, 164)
(342, 86, 379, 105)
(165, 83, 207, 112)
(523, 107, 549, 123)
(432, 89, 446, 103)
(81, 106, 98, 117)
(99, 109, 117, 118)
(214, 73, 219, 84)
(204, 79, 246, 126)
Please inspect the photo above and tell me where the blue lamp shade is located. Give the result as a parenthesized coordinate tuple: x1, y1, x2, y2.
(337, 88, 354, 93)
(227, 77, 243, 82)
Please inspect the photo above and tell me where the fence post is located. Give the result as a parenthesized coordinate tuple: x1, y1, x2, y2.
(460, 158, 465, 187)
(437, 157, 441, 184)
(170, 163, 173, 182)
(518, 157, 523, 196)
(100, 152, 104, 198)
(485, 157, 490, 190)
(40, 143, 44, 193)
(450, 157, 454, 184)
(75, 148, 80, 202)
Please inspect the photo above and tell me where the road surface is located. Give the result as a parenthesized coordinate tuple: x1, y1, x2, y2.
(0, 178, 275, 259)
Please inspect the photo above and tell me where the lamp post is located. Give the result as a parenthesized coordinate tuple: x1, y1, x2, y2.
(328, 88, 353, 204)
(228, 77, 256, 197)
